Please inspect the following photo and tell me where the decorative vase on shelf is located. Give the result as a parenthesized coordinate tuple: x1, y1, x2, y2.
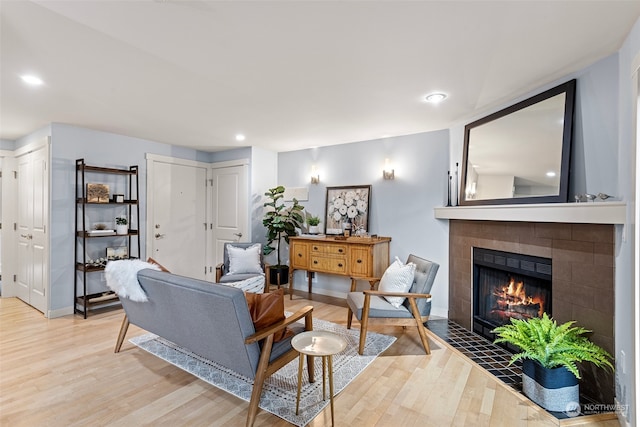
(115, 217, 128, 235)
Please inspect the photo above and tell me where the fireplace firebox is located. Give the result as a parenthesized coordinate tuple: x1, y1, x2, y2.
(473, 248, 552, 342)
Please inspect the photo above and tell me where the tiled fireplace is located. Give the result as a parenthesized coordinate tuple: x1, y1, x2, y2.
(448, 220, 615, 405)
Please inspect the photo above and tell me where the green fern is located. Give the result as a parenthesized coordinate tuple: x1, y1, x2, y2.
(492, 313, 613, 379)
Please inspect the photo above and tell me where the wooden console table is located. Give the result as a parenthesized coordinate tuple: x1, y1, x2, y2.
(288, 235, 391, 298)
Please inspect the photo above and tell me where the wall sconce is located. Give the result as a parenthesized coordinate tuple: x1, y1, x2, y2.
(383, 158, 395, 180)
(311, 165, 320, 184)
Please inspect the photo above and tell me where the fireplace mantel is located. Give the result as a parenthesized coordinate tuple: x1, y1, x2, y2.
(434, 202, 625, 224)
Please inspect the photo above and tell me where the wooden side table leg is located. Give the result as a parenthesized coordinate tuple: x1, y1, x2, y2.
(328, 354, 335, 426)
(322, 355, 327, 400)
(350, 277, 357, 292)
(296, 353, 304, 415)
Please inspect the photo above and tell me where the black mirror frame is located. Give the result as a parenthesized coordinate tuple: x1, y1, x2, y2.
(460, 79, 576, 206)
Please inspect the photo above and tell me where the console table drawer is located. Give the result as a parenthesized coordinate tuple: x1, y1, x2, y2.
(311, 243, 347, 256)
(310, 256, 348, 274)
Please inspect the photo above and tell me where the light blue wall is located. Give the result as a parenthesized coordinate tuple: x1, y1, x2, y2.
(0, 139, 15, 150)
(278, 130, 450, 317)
(48, 123, 209, 313)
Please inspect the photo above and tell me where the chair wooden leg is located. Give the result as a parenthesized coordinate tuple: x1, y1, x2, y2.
(114, 314, 130, 353)
(347, 307, 353, 329)
(408, 297, 431, 355)
(358, 294, 371, 355)
(246, 335, 274, 427)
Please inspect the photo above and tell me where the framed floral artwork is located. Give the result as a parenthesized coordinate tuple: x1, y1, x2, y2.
(324, 185, 371, 235)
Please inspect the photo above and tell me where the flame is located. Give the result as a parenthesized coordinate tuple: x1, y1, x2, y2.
(493, 277, 545, 317)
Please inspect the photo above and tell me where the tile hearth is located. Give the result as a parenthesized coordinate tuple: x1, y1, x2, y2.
(426, 319, 522, 387)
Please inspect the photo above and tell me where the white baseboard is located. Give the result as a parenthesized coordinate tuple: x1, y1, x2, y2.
(48, 306, 73, 319)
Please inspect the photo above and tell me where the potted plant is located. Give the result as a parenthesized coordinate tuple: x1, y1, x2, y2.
(115, 217, 128, 235)
(492, 313, 613, 412)
(307, 215, 321, 234)
(263, 186, 304, 285)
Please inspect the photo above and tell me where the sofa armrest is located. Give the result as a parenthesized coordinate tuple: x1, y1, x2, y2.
(245, 305, 313, 344)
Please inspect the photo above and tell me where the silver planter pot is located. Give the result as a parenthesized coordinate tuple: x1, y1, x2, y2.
(522, 359, 579, 412)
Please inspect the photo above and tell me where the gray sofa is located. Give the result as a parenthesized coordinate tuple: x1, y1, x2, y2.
(114, 268, 314, 427)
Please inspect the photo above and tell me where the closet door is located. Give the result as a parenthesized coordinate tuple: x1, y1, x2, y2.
(16, 145, 48, 313)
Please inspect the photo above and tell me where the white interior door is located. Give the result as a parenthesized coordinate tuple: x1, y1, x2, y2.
(211, 163, 248, 268)
(16, 146, 48, 313)
(150, 160, 207, 279)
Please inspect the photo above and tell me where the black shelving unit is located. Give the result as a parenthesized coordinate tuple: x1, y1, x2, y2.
(74, 158, 140, 318)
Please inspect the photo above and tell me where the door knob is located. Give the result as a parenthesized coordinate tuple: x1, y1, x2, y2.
(155, 233, 165, 239)
(234, 232, 243, 238)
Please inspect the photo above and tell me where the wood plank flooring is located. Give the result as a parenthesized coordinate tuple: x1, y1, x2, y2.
(0, 295, 620, 427)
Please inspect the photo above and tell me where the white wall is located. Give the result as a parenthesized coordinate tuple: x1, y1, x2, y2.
(278, 130, 450, 318)
(615, 15, 640, 427)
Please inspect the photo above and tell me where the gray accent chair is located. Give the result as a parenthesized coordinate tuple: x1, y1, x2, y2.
(216, 242, 268, 290)
(346, 254, 439, 355)
(115, 269, 314, 427)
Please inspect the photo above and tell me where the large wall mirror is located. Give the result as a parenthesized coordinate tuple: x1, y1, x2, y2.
(460, 79, 576, 206)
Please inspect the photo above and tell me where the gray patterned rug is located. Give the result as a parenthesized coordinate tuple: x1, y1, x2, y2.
(130, 317, 396, 426)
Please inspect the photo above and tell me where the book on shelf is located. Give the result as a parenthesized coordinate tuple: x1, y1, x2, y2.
(87, 229, 116, 236)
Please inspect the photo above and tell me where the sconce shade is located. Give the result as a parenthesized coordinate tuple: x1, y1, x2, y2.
(383, 158, 395, 180)
(311, 165, 320, 184)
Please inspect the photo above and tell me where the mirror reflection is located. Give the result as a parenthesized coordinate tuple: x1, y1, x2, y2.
(461, 80, 575, 205)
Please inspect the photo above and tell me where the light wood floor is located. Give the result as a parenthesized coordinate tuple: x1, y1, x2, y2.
(0, 295, 620, 427)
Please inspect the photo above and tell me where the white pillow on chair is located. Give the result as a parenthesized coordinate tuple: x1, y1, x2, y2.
(378, 256, 416, 308)
(227, 244, 263, 275)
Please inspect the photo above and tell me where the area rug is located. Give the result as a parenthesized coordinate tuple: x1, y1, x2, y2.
(130, 317, 396, 426)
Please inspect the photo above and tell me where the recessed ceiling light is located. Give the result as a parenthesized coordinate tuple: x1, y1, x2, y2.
(546, 171, 556, 177)
(425, 93, 447, 103)
(21, 75, 44, 86)
(235, 134, 246, 142)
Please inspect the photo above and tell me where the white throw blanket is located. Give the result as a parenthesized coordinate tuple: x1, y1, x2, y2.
(105, 259, 160, 302)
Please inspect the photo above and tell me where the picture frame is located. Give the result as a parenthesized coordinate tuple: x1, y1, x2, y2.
(106, 246, 128, 260)
(113, 194, 124, 203)
(324, 185, 371, 235)
(87, 183, 110, 203)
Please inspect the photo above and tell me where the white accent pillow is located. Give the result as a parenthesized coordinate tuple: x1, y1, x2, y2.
(228, 244, 263, 275)
(378, 256, 416, 308)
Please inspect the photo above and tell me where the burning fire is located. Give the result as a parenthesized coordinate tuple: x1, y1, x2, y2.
(493, 277, 544, 318)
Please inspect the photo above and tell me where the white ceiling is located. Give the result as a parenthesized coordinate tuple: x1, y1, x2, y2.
(2, 1, 639, 153)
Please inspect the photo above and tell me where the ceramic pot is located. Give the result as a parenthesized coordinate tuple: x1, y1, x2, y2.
(521, 359, 579, 412)
(116, 224, 128, 235)
(308, 225, 319, 234)
(269, 265, 289, 286)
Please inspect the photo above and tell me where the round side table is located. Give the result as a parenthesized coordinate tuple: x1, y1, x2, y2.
(291, 330, 347, 426)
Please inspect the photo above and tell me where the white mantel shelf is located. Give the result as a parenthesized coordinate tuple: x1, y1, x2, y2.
(434, 202, 626, 225)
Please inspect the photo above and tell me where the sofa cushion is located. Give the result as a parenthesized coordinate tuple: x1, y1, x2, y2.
(228, 243, 263, 275)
